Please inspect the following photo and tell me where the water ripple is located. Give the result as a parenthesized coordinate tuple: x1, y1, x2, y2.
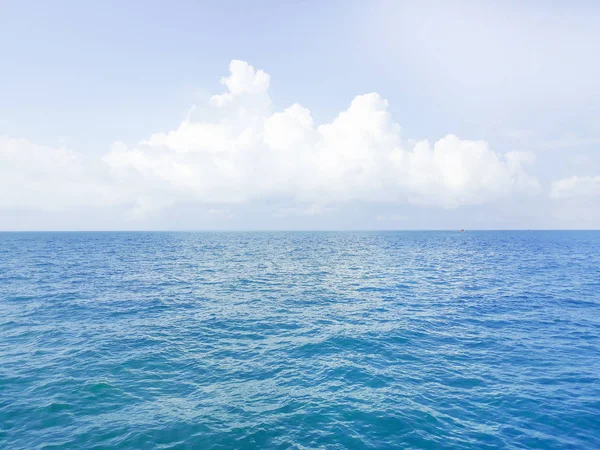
(1, 231, 600, 449)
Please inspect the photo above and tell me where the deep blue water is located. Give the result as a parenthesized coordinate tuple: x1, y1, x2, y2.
(1, 231, 600, 449)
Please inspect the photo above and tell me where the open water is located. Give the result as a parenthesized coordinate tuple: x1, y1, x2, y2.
(1, 231, 599, 449)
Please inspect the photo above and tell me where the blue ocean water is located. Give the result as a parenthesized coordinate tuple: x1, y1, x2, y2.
(1, 231, 599, 449)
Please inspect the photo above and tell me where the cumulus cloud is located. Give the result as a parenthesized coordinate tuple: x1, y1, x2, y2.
(210, 60, 271, 107)
(2, 60, 540, 217)
(551, 175, 600, 199)
(104, 60, 539, 210)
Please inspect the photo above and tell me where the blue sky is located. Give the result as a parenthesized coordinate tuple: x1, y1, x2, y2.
(1, 0, 599, 230)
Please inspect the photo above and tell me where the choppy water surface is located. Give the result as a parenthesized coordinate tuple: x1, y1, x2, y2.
(1, 231, 600, 449)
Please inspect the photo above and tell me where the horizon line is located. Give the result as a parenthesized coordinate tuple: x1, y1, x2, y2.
(1, 229, 599, 233)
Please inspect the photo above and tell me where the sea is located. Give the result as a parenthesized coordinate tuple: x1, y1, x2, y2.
(1, 231, 599, 449)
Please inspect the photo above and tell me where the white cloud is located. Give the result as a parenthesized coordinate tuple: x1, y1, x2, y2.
(0, 136, 123, 211)
(2, 60, 540, 219)
(210, 60, 271, 107)
(396, 137, 539, 207)
(551, 175, 600, 199)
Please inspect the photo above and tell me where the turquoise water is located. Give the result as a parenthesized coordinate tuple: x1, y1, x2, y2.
(1, 231, 600, 449)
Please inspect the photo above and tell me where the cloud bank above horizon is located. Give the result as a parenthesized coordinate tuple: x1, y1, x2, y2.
(1, 60, 597, 227)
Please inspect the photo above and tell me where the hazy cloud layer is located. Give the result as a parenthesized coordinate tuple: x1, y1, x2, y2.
(551, 176, 600, 199)
(0, 136, 122, 211)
